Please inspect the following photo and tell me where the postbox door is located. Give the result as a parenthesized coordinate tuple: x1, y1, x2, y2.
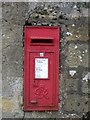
(29, 52, 56, 109)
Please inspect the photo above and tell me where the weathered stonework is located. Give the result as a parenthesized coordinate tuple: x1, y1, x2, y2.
(67, 42, 88, 67)
(66, 24, 89, 41)
(1, 2, 89, 119)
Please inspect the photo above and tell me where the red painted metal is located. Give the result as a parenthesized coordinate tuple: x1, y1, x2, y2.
(24, 26, 60, 111)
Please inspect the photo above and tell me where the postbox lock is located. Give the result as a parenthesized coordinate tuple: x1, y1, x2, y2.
(30, 100, 38, 104)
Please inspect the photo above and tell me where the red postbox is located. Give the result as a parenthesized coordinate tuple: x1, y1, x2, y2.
(24, 26, 60, 111)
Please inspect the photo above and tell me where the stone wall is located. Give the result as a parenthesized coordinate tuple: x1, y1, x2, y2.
(1, 2, 89, 119)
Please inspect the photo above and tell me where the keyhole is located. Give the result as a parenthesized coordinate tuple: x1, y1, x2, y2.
(33, 80, 37, 87)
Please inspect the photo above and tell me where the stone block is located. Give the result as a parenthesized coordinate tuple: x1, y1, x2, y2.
(65, 79, 79, 93)
(82, 80, 88, 94)
(2, 97, 15, 111)
(2, 96, 24, 118)
(66, 24, 88, 41)
(0, 96, 2, 109)
(63, 94, 88, 113)
(67, 43, 89, 67)
(2, 77, 23, 98)
(2, 44, 23, 78)
(82, 72, 89, 94)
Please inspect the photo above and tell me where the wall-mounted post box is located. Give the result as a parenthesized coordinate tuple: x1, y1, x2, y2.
(24, 26, 60, 111)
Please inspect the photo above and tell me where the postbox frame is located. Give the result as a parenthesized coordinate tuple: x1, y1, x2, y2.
(24, 26, 60, 111)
